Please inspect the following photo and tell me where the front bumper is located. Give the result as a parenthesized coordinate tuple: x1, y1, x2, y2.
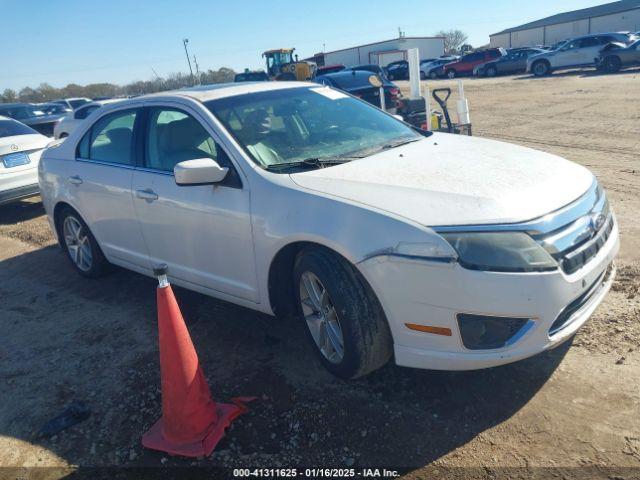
(357, 220, 619, 371)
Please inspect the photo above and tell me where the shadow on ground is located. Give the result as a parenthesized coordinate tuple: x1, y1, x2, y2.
(0, 198, 44, 224)
(0, 241, 570, 475)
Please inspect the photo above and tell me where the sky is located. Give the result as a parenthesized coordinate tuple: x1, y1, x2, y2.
(1, 0, 609, 91)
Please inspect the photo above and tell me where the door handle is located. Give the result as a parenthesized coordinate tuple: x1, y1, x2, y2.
(135, 188, 159, 202)
(68, 175, 83, 185)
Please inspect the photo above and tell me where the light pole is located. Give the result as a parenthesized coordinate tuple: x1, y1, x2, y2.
(183, 38, 194, 84)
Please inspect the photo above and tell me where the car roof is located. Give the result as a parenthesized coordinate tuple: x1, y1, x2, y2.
(0, 103, 31, 108)
(142, 81, 317, 103)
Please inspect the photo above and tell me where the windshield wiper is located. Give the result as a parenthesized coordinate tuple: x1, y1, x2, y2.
(265, 156, 358, 172)
(380, 137, 422, 150)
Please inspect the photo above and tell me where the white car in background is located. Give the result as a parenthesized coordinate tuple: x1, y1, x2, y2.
(54, 99, 122, 139)
(39, 82, 618, 379)
(527, 32, 638, 76)
(51, 97, 93, 111)
(0, 116, 50, 205)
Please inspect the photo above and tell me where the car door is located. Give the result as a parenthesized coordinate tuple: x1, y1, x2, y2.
(131, 104, 259, 302)
(71, 107, 150, 269)
(576, 36, 602, 65)
(554, 39, 581, 67)
(498, 53, 517, 73)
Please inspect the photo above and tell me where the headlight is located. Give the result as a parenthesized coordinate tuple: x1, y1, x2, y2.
(440, 232, 558, 272)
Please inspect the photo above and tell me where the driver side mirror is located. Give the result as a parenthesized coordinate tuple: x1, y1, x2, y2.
(174, 158, 228, 186)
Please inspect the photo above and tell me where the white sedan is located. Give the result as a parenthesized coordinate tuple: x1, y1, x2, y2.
(0, 116, 50, 205)
(38, 82, 618, 378)
(54, 99, 123, 139)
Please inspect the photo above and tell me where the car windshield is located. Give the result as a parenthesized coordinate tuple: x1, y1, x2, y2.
(0, 105, 40, 120)
(0, 119, 38, 137)
(69, 99, 89, 109)
(205, 86, 421, 170)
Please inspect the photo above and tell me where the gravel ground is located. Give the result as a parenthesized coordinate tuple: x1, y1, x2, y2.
(0, 70, 639, 480)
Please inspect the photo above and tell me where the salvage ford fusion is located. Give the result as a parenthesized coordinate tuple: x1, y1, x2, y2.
(38, 82, 619, 378)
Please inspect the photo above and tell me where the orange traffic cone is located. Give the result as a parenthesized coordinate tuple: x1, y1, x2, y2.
(142, 264, 252, 457)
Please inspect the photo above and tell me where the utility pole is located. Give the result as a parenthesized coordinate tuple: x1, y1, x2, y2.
(182, 38, 194, 84)
(193, 55, 200, 84)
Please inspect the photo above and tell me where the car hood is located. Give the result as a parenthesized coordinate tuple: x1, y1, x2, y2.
(290, 133, 594, 227)
(0, 134, 51, 155)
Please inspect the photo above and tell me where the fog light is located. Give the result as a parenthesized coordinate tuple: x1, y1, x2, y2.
(456, 313, 529, 350)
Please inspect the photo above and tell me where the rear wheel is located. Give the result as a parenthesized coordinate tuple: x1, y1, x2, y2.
(293, 247, 392, 379)
(603, 55, 622, 73)
(446, 69, 456, 79)
(532, 60, 550, 76)
(58, 207, 110, 278)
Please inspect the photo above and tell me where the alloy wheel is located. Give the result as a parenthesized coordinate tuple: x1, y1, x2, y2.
(63, 216, 93, 272)
(299, 271, 344, 364)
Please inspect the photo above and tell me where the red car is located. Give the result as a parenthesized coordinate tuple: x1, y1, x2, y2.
(443, 48, 507, 78)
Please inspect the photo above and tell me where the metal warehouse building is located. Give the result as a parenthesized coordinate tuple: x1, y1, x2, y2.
(490, 0, 640, 48)
(307, 36, 445, 68)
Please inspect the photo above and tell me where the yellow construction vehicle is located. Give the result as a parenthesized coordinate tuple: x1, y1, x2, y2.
(262, 48, 316, 81)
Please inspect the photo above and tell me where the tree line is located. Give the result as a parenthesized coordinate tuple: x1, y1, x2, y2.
(1, 67, 236, 104)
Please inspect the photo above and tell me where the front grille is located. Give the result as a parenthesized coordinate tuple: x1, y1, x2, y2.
(533, 193, 613, 274)
(549, 264, 612, 335)
(559, 216, 614, 274)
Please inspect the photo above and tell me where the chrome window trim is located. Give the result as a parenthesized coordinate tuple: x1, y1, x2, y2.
(75, 157, 136, 170)
(433, 180, 600, 235)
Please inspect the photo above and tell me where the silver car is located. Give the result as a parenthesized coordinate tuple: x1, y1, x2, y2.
(527, 32, 638, 76)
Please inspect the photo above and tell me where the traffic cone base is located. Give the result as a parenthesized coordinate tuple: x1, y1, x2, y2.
(142, 401, 245, 458)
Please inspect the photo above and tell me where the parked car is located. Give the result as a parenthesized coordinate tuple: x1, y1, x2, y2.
(54, 99, 123, 139)
(39, 82, 619, 379)
(315, 64, 345, 76)
(234, 71, 269, 82)
(346, 64, 388, 79)
(52, 97, 92, 110)
(0, 116, 50, 205)
(385, 60, 409, 80)
(420, 56, 458, 79)
(527, 32, 638, 76)
(596, 39, 640, 73)
(37, 103, 72, 116)
(442, 48, 507, 78)
(475, 48, 547, 77)
(314, 70, 400, 112)
(422, 57, 460, 79)
(0, 103, 65, 137)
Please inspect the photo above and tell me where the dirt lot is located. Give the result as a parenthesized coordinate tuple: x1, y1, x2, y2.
(1, 70, 639, 479)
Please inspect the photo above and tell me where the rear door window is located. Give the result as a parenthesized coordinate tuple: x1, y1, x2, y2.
(77, 109, 137, 165)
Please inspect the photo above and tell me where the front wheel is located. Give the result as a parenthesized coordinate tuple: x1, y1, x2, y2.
(532, 61, 550, 76)
(603, 56, 622, 73)
(58, 207, 110, 278)
(420, 71, 426, 80)
(486, 66, 497, 77)
(429, 71, 438, 79)
(293, 247, 392, 379)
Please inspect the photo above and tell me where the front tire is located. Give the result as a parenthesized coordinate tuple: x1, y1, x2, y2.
(532, 60, 550, 76)
(420, 71, 426, 80)
(293, 247, 392, 379)
(58, 207, 110, 278)
(486, 66, 497, 77)
(603, 55, 622, 73)
(429, 71, 438, 79)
